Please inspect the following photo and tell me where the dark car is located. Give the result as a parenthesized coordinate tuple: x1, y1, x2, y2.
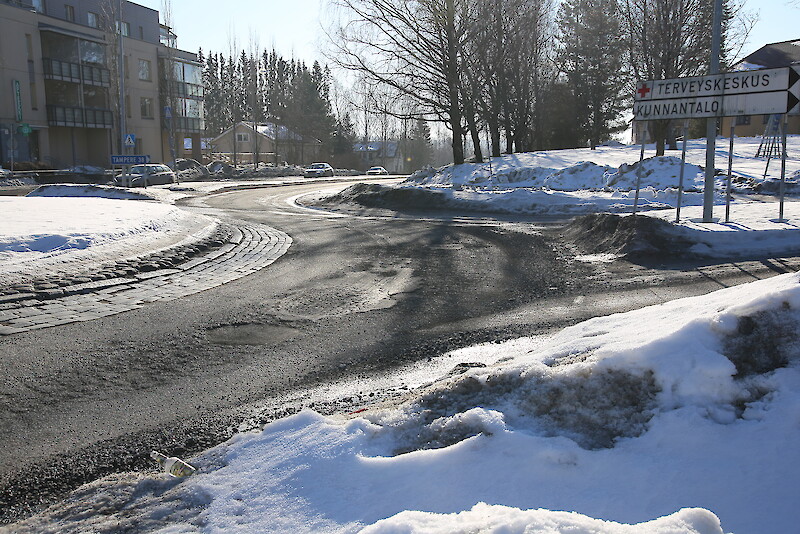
(303, 163, 335, 178)
(117, 164, 176, 187)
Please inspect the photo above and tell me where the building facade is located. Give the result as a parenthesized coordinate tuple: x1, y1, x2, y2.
(720, 39, 800, 138)
(211, 122, 322, 166)
(0, 0, 203, 169)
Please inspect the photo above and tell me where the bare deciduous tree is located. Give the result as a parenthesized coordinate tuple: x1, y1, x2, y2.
(328, 0, 470, 164)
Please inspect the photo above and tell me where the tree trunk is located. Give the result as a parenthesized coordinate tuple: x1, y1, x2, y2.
(488, 118, 501, 157)
(445, 0, 465, 164)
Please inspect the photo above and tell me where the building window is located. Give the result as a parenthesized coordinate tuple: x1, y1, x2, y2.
(139, 26, 144, 40)
(236, 133, 250, 143)
(117, 20, 130, 36)
(30, 81, 38, 110)
(736, 115, 751, 126)
(125, 95, 131, 118)
(87, 12, 99, 28)
(65, 4, 74, 21)
(31, 0, 44, 13)
(123, 55, 129, 78)
(141, 97, 153, 119)
(138, 59, 151, 81)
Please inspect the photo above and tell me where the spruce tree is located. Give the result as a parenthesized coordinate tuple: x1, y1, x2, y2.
(557, 0, 627, 149)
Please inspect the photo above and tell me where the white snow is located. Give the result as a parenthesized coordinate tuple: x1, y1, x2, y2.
(0, 186, 217, 285)
(6, 138, 800, 533)
(14, 271, 800, 534)
(399, 136, 800, 216)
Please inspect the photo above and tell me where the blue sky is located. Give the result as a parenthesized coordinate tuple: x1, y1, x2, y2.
(135, 0, 796, 64)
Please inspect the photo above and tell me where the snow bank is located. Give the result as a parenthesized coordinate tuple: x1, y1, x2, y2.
(0, 195, 217, 284)
(27, 184, 152, 200)
(394, 136, 800, 215)
(13, 272, 800, 533)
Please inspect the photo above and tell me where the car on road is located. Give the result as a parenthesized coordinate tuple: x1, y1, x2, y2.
(303, 163, 335, 178)
(116, 164, 176, 187)
(366, 166, 389, 175)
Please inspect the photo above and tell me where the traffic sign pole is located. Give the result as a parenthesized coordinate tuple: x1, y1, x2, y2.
(676, 121, 689, 223)
(703, 0, 724, 223)
(725, 125, 735, 223)
(779, 114, 788, 222)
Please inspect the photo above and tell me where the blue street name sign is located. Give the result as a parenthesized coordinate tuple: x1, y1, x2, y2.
(111, 155, 150, 165)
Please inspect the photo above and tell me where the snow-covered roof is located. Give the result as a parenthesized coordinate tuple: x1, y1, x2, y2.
(353, 141, 399, 158)
(212, 122, 318, 144)
(255, 122, 304, 142)
(735, 39, 800, 69)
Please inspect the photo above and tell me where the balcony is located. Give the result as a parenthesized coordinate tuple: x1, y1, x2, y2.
(168, 81, 203, 99)
(169, 116, 204, 133)
(42, 58, 110, 87)
(47, 105, 113, 128)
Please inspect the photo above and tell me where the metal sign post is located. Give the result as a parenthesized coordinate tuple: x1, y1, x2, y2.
(635, 65, 800, 225)
(725, 125, 735, 223)
(633, 124, 646, 215)
(676, 121, 689, 223)
(779, 114, 789, 222)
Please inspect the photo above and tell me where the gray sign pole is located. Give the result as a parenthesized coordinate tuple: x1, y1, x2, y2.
(779, 114, 788, 221)
(676, 121, 689, 223)
(725, 125, 735, 223)
(633, 124, 646, 215)
(702, 0, 724, 222)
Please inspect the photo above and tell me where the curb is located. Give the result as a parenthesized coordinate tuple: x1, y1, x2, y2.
(0, 223, 292, 335)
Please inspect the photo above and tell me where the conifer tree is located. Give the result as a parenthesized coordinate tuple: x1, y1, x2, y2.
(557, 0, 627, 149)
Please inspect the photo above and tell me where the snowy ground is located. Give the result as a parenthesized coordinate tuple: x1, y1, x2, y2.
(11, 271, 800, 534)
(5, 139, 800, 533)
(397, 135, 800, 216)
(0, 185, 217, 285)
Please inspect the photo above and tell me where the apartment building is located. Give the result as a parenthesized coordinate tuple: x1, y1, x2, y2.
(0, 0, 203, 169)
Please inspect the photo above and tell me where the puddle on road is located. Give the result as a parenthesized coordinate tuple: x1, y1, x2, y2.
(207, 324, 299, 346)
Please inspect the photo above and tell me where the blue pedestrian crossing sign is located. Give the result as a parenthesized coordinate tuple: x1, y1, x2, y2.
(124, 133, 136, 147)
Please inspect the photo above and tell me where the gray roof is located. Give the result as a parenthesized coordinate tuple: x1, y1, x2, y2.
(738, 40, 800, 69)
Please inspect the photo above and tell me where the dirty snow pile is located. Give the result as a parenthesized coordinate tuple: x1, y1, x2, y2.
(395, 136, 800, 215)
(0, 186, 217, 285)
(13, 272, 800, 534)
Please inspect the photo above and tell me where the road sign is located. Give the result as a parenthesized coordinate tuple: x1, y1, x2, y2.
(634, 91, 791, 121)
(124, 133, 136, 147)
(19, 123, 32, 135)
(636, 67, 794, 101)
(111, 154, 150, 165)
(635, 67, 800, 121)
(13, 80, 22, 122)
(164, 106, 172, 119)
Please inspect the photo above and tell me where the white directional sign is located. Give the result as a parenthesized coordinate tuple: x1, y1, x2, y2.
(634, 66, 800, 120)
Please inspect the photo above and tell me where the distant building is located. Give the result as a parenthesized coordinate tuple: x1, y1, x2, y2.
(353, 141, 404, 173)
(0, 0, 203, 169)
(720, 39, 800, 138)
(210, 121, 321, 165)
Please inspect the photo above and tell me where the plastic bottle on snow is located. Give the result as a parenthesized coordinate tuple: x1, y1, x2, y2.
(150, 450, 196, 477)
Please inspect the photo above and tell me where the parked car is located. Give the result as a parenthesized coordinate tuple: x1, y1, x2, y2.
(303, 163, 335, 178)
(0, 166, 11, 178)
(116, 164, 176, 187)
(366, 166, 389, 175)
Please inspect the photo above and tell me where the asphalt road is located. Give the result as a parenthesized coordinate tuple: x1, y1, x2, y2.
(2, 178, 799, 522)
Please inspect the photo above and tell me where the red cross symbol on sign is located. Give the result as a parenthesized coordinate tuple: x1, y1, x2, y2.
(637, 83, 651, 99)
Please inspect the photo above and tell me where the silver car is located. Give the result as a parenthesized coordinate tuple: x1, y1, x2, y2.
(117, 164, 176, 187)
(303, 163, 335, 178)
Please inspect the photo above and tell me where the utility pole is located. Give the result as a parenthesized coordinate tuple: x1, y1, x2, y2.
(118, 0, 126, 155)
(702, 0, 723, 222)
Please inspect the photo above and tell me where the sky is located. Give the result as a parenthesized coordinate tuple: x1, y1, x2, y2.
(131, 0, 799, 66)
